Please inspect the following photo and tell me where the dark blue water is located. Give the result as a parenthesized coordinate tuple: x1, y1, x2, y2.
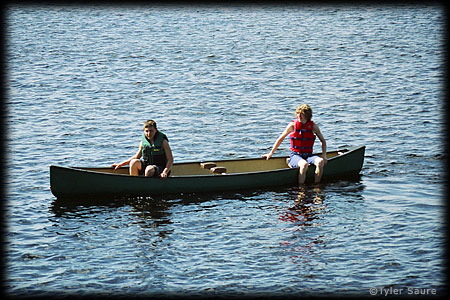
(6, 5, 445, 297)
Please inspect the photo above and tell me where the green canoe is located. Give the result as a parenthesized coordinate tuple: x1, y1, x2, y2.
(50, 146, 365, 199)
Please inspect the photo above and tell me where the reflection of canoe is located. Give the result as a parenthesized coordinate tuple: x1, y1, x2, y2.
(50, 145, 365, 199)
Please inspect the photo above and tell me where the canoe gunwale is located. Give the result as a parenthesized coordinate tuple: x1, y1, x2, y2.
(52, 146, 364, 179)
(50, 164, 298, 179)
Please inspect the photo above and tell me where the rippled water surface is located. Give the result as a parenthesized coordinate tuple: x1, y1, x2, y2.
(6, 5, 445, 297)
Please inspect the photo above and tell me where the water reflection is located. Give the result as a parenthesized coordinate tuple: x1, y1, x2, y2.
(278, 181, 366, 264)
(49, 195, 175, 239)
(48, 190, 265, 242)
(277, 185, 326, 264)
(279, 185, 326, 226)
(129, 197, 174, 239)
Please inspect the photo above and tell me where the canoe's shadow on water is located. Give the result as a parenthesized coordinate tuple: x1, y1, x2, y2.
(49, 188, 285, 217)
(50, 176, 363, 218)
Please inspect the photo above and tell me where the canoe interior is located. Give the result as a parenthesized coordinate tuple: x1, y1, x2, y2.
(77, 150, 345, 176)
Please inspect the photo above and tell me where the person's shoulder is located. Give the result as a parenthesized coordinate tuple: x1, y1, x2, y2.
(312, 122, 321, 131)
(161, 135, 171, 148)
(158, 131, 169, 141)
(283, 121, 295, 133)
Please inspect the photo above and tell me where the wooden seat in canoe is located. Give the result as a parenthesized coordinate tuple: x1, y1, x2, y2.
(210, 166, 227, 174)
(200, 162, 217, 169)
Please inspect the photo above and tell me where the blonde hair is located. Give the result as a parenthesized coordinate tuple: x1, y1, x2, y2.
(143, 119, 157, 129)
(295, 104, 313, 121)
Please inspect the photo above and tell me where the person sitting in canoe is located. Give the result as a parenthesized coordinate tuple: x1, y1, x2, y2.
(262, 104, 327, 184)
(111, 120, 173, 178)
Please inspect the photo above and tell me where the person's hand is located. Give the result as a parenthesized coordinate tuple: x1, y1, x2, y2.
(111, 162, 123, 170)
(160, 169, 169, 178)
(261, 152, 273, 160)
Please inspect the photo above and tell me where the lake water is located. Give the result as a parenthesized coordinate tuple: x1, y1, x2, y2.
(5, 4, 445, 297)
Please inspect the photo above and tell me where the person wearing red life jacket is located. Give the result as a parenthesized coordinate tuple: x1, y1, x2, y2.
(262, 104, 327, 184)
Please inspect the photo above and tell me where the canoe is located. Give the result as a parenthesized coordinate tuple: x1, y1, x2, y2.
(50, 145, 365, 199)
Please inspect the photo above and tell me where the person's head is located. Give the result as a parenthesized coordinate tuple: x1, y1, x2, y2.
(295, 104, 313, 123)
(143, 120, 158, 139)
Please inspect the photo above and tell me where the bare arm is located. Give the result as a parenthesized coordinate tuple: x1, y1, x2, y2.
(160, 139, 173, 178)
(262, 122, 294, 160)
(313, 124, 327, 163)
(111, 142, 143, 169)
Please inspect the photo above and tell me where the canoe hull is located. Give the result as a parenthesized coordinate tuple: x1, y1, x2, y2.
(50, 146, 365, 198)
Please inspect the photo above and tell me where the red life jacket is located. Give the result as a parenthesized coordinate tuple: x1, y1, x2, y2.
(289, 120, 316, 153)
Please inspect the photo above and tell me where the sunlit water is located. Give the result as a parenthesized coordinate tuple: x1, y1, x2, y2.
(6, 5, 445, 297)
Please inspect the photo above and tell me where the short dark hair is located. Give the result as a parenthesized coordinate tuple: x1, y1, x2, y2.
(143, 119, 157, 129)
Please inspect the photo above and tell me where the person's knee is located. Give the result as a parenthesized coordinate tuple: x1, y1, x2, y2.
(315, 157, 325, 168)
(129, 159, 142, 175)
(129, 159, 139, 167)
(144, 165, 155, 177)
(130, 159, 142, 174)
(299, 160, 308, 171)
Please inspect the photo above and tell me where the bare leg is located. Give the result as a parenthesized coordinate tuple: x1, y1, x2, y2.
(144, 165, 156, 177)
(314, 157, 325, 183)
(129, 159, 142, 176)
(298, 160, 308, 185)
